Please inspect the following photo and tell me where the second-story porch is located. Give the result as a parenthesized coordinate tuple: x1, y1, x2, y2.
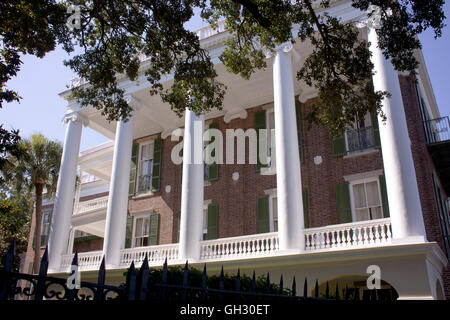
(61, 218, 393, 272)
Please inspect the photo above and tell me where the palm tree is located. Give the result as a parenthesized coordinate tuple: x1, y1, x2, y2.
(7, 134, 62, 274)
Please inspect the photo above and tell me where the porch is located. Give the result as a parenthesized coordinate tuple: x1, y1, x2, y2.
(60, 218, 392, 272)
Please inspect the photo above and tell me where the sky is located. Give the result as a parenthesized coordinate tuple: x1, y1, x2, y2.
(1, 5, 450, 151)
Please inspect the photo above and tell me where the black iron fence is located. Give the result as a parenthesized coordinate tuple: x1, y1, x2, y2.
(0, 241, 391, 301)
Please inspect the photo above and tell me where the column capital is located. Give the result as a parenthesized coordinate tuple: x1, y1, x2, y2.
(265, 42, 294, 59)
(62, 111, 89, 126)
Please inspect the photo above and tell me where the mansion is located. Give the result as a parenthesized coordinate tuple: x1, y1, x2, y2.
(21, 0, 450, 300)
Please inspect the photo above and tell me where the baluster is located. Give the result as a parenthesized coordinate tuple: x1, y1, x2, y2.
(386, 223, 392, 240)
(320, 232, 325, 249)
(379, 223, 386, 243)
(373, 225, 379, 244)
(351, 228, 357, 246)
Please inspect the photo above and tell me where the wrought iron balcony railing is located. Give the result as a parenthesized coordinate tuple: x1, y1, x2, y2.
(423, 116, 450, 145)
(346, 126, 375, 153)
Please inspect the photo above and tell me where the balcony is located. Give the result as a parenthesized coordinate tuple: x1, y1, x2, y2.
(59, 218, 392, 272)
(75, 196, 109, 215)
(424, 117, 450, 194)
(346, 126, 375, 153)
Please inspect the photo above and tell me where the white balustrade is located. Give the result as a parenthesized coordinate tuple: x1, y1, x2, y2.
(200, 232, 280, 260)
(119, 244, 180, 267)
(304, 218, 392, 251)
(59, 219, 393, 272)
(75, 196, 109, 215)
(59, 251, 103, 272)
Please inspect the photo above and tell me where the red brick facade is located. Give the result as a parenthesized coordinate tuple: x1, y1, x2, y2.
(23, 75, 450, 298)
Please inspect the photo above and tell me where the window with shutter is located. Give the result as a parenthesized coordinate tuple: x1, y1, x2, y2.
(40, 209, 53, 247)
(336, 182, 352, 224)
(125, 216, 133, 248)
(129, 143, 138, 196)
(206, 123, 219, 181)
(255, 110, 267, 170)
(303, 189, 309, 228)
(137, 141, 154, 194)
(152, 138, 162, 192)
(149, 214, 160, 245)
(257, 196, 270, 233)
(206, 204, 219, 240)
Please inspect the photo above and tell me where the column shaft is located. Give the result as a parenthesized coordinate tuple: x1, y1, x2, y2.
(273, 48, 305, 251)
(103, 116, 134, 267)
(368, 27, 426, 241)
(48, 119, 83, 272)
(179, 109, 204, 261)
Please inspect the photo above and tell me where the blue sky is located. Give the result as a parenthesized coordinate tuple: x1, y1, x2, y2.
(1, 6, 450, 151)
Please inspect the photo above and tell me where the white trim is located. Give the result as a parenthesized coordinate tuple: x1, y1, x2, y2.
(344, 169, 383, 182)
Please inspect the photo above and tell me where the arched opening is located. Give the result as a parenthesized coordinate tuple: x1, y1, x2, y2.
(436, 279, 445, 300)
(315, 275, 399, 301)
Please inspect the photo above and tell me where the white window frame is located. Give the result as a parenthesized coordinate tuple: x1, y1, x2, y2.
(136, 140, 155, 194)
(131, 211, 152, 248)
(348, 176, 384, 222)
(40, 209, 52, 246)
(264, 188, 278, 232)
(202, 200, 212, 240)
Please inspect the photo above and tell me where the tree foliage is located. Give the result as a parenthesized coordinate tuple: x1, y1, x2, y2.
(0, 0, 447, 140)
(2, 134, 62, 273)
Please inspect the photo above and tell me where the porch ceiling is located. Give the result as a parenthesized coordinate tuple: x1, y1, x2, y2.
(77, 40, 315, 141)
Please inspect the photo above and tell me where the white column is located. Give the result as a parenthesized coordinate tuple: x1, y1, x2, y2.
(179, 109, 204, 261)
(48, 112, 85, 272)
(272, 44, 305, 251)
(67, 227, 75, 254)
(102, 115, 134, 268)
(368, 27, 426, 242)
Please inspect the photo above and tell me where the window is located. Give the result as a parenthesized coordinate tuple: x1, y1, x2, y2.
(40, 209, 53, 247)
(137, 141, 154, 194)
(345, 113, 375, 153)
(350, 178, 383, 222)
(134, 216, 150, 247)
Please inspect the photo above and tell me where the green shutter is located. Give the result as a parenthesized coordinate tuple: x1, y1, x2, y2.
(379, 175, 390, 218)
(125, 216, 133, 248)
(207, 204, 219, 240)
(257, 196, 270, 233)
(255, 110, 267, 170)
(371, 112, 381, 148)
(332, 135, 346, 157)
(296, 101, 304, 163)
(336, 182, 352, 224)
(129, 143, 138, 196)
(152, 138, 162, 192)
(149, 213, 160, 245)
(302, 189, 309, 228)
(207, 123, 219, 181)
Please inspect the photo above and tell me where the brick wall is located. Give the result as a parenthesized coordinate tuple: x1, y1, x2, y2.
(399, 74, 450, 299)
